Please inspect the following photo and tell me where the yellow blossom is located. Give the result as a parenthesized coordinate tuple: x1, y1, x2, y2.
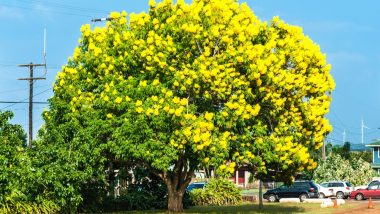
(136, 107, 144, 113)
(115, 97, 122, 104)
(135, 100, 143, 106)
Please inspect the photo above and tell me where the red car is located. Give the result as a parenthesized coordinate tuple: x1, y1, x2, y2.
(350, 180, 380, 200)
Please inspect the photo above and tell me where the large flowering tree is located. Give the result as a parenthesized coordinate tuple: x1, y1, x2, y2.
(44, 0, 334, 211)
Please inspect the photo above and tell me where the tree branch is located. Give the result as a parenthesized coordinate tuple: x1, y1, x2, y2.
(213, 36, 221, 56)
(196, 41, 203, 55)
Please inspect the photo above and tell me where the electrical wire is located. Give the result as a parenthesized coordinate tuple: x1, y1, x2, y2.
(0, 87, 51, 110)
(0, 2, 94, 18)
(14, 0, 109, 14)
(0, 84, 51, 94)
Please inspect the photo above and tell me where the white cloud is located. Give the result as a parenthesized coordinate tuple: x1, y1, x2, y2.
(0, 6, 24, 19)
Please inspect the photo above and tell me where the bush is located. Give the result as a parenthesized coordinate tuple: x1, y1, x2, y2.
(0, 191, 59, 214)
(313, 153, 375, 186)
(189, 179, 242, 206)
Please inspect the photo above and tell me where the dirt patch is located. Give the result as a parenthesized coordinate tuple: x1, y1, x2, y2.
(334, 204, 380, 214)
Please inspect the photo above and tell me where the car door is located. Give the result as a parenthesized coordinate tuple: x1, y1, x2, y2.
(291, 182, 305, 198)
(327, 183, 336, 195)
(276, 185, 290, 198)
(375, 184, 380, 199)
(365, 181, 379, 198)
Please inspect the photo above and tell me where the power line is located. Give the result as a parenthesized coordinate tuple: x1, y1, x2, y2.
(0, 101, 48, 104)
(0, 0, 113, 18)
(0, 87, 51, 110)
(0, 84, 51, 94)
(0, 2, 94, 18)
(14, 0, 109, 14)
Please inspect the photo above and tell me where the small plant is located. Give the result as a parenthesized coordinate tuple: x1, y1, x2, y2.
(189, 178, 242, 206)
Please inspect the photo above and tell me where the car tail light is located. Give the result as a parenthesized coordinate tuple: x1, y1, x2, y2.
(346, 187, 350, 190)
(309, 188, 315, 192)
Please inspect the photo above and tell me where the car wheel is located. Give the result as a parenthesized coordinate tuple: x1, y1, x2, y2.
(336, 191, 344, 199)
(355, 193, 364, 201)
(318, 193, 325, 198)
(267, 194, 277, 202)
(299, 193, 308, 202)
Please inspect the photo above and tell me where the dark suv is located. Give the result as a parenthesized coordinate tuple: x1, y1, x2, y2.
(263, 181, 319, 202)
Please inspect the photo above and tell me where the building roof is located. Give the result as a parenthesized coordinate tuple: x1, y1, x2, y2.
(365, 141, 380, 147)
(371, 163, 380, 168)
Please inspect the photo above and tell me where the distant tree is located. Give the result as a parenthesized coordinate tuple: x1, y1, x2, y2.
(313, 153, 375, 186)
(0, 111, 28, 204)
(44, 0, 334, 212)
(330, 142, 350, 159)
(349, 151, 372, 163)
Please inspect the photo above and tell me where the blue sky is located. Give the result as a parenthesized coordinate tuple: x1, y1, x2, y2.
(0, 0, 379, 146)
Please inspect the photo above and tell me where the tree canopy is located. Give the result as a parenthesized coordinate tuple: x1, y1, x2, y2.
(44, 0, 335, 211)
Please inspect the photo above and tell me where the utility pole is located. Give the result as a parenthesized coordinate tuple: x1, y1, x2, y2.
(343, 129, 346, 144)
(361, 118, 369, 145)
(18, 63, 46, 147)
(322, 141, 326, 160)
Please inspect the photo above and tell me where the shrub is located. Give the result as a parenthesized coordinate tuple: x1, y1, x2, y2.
(313, 153, 375, 186)
(0, 191, 59, 214)
(189, 179, 242, 206)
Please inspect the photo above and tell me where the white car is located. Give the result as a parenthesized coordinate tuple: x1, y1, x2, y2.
(320, 181, 353, 199)
(316, 184, 334, 198)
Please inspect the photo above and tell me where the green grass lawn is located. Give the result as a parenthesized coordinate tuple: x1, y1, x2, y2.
(108, 201, 378, 214)
(185, 202, 356, 214)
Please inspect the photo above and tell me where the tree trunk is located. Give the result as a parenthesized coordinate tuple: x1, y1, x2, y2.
(167, 187, 185, 212)
(259, 179, 263, 209)
(155, 156, 194, 212)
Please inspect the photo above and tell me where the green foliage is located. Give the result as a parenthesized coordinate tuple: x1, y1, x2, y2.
(103, 166, 168, 211)
(189, 179, 242, 206)
(0, 111, 59, 213)
(31, 126, 109, 213)
(313, 153, 375, 186)
(0, 195, 59, 214)
(349, 151, 372, 163)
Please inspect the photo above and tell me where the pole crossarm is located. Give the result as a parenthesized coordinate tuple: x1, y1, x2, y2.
(18, 63, 46, 67)
(18, 77, 46, 80)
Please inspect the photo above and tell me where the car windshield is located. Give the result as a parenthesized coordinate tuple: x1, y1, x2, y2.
(320, 183, 328, 188)
(345, 182, 352, 187)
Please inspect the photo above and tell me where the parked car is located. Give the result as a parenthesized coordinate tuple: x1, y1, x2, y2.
(186, 182, 206, 192)
(320, 181, 353, 199)
(350, 180, 380, 200)
(316, 183, 334, 198)
(354, 180, 380, 191)
(263, 181, 319, 202)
